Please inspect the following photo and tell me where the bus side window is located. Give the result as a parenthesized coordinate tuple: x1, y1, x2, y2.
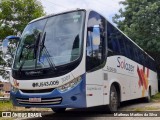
(86, 11, 106, 72)
(107, 22, 121, 54)
(139, 51, 144, 65)
(119, 35, 126, 55)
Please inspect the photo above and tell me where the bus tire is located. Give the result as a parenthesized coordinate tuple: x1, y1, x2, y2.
(145, 87, 151, 103)
(51, 108, 66, 113)
(107, 85, 119, 113)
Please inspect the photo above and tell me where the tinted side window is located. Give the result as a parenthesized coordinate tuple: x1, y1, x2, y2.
(86, 11, 106, 71)
(125, 40, 130, 58)
(119, 35, 126, 55)
(133, 47, 139, 63)
(107, 22, 121, 53)
(129, 42, 135, 60)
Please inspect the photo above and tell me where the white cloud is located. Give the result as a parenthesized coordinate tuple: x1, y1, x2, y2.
(39, 0, 124, 23)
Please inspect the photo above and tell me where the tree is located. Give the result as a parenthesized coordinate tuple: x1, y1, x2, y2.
(0, 0, 45, 79)
(0, 0, 45, 40)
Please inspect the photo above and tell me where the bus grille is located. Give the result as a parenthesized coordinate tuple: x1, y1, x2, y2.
(20, 88, 55, 93)
(16, 97, 62, 105)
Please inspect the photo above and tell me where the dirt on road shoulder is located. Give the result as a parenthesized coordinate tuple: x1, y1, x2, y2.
(120, 100, 160, 111)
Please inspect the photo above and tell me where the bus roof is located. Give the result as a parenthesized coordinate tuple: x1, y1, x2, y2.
(29, 8, 86, 24)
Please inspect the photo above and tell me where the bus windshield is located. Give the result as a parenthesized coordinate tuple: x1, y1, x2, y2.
(13, 11, 85, 70)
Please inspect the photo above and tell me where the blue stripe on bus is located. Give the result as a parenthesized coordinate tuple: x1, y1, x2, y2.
(10, 74, 86, 108)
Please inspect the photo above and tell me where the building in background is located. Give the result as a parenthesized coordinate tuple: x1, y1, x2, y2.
(0, 81, 11, 97)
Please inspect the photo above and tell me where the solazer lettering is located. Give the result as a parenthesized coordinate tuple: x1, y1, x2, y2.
(117, 57, 134, 72)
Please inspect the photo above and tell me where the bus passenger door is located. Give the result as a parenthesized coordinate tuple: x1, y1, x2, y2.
(86, 11, 106, 107)
(86, 70, 103, 107)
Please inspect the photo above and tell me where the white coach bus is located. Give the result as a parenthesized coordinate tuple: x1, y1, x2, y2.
(3, 9, 158, 113)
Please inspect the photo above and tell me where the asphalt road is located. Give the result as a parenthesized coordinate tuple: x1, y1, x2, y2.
(26, 99, 160, 120)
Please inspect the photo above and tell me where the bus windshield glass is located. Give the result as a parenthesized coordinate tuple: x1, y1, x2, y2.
(13, 11, 85, 70)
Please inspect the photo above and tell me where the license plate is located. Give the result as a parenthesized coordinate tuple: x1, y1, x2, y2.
(29, 98, 41, 103)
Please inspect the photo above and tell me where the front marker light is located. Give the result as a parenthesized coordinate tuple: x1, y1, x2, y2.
(57, 76, 81, 92)
(11, 85, 19, 93)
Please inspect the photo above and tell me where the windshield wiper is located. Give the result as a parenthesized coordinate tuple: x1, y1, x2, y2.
(39, 32, 56, 70)
(18, 33, 41, 72)
(18, 46, 32, 73)
(34, 33, 41, 69)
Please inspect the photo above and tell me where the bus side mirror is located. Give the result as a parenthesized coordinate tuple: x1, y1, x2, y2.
(2, 35, 20, 61)
(5, 35, 20, 40)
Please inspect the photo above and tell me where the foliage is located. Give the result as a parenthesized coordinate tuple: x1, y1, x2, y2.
(151, 92, 160, 101)
(0, 101, 50, 111)
(0, 0, 45, 40)
(113, 0, 160, 52)
(0, 0, 45, 79)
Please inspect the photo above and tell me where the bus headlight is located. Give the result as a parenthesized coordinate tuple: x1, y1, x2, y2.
(11, 85, 19, 93)
(57, 76, 82, 92)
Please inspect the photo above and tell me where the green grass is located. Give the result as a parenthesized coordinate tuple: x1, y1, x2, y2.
(0, 101, 14, 111)
(151, 92, 160, 102)
(0, 101, 50, 119)
(0, 118, 13, 120)
(133, 106, 159, 111)
(0, 101, 51, 112)
(0, 101, 14, 120)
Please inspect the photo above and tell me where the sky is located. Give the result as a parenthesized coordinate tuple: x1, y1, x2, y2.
(39, 0, 124, 23)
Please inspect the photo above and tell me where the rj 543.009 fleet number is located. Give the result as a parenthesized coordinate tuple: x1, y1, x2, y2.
(32, 81, 59, 87)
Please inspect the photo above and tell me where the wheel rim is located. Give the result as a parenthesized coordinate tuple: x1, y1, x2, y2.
(148, 89, 151, 101)
(110, 88, 118, 111)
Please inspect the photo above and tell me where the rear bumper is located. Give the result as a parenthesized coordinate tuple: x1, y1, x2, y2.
(10, 75, 86, 108)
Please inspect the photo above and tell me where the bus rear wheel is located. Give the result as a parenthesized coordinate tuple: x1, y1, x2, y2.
(107, 85, 119, 113)
(145, 87, 151, 103)
(51, 108, 66, 113)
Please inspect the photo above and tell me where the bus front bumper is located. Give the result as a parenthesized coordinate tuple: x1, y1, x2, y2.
(10, 76, 86, 108)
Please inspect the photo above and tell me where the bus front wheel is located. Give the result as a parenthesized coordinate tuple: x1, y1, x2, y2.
(51, 108, 66, 113)
(107, 85, 119, 113)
